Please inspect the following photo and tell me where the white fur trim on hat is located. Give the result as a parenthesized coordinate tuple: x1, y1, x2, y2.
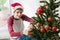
(14, 6, 23, 10)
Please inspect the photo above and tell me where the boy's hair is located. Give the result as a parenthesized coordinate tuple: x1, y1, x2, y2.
(14, 8, 23, 13)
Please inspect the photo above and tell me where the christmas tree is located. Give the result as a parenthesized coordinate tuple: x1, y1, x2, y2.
(30, 0, 60, 40)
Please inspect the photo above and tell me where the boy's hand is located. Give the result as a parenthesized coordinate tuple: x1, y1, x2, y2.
(29, 24, 33, 29)
(28, 24, 34, 32)
(28, 24, 33, 37)
(23, 24, 34, 37)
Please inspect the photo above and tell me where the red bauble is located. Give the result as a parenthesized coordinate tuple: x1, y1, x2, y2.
(40, 28, 45, 33)
(44, 25, 49, 30)
(36, 7, 43, 14)
(36, 22, 40, 27)
(48, 17, 52, 21)
(52, 26, 57, 31)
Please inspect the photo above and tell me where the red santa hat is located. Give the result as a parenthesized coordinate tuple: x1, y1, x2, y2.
(11, 2, 23, 11)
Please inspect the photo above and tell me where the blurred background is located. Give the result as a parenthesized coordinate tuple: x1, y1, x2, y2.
(0, 0, 60, 40)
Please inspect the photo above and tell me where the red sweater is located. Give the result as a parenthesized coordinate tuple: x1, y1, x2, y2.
(7, 14, 33, 37)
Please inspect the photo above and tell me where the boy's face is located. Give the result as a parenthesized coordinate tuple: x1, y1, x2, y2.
(14, 10, 23, 19)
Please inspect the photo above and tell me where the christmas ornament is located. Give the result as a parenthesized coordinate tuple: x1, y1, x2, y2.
(48, 17, 52, 21)
(44, 25, 49, 30)
(40, 28, 45, 33)
(36, 7, 43, 14)
(36, 22, 40, 27)
(52, 26, 57, 31)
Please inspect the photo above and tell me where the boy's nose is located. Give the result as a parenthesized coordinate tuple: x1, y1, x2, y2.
(18, 13, 21, 15)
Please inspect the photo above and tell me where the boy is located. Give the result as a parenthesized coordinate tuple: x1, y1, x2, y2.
(7, 3, 33, 40)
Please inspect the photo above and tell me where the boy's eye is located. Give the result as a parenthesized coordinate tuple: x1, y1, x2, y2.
(17, 12, 19, 13)
(20, 12, 22, 13)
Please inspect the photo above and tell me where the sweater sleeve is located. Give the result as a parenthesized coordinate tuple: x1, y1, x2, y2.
(7, 16, 21, 37)
(21, 14, 33, 23)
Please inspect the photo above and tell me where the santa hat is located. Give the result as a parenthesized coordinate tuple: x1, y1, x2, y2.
(11, 2, 23, 11)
